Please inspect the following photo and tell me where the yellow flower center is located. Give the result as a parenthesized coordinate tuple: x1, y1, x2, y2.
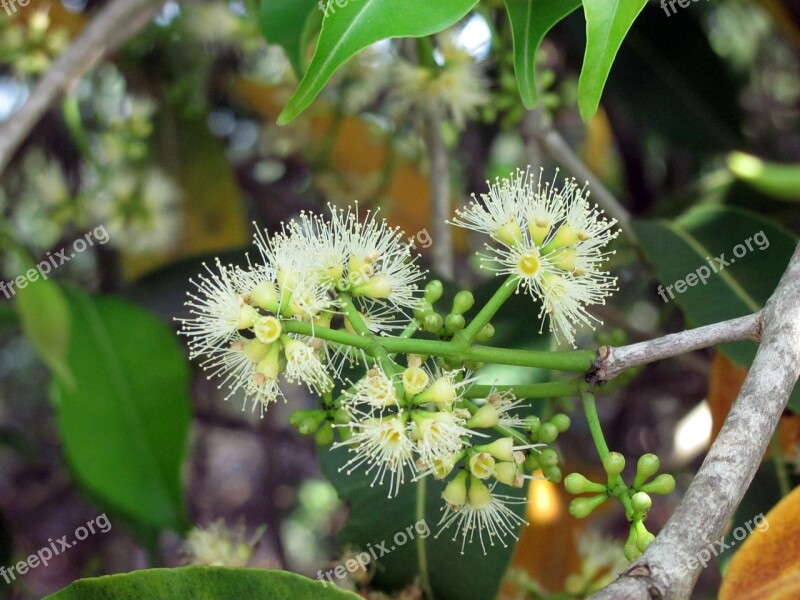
(517, 252, 540, 277)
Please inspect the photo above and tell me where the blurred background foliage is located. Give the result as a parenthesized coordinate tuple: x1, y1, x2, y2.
(0, 0, 798, 598)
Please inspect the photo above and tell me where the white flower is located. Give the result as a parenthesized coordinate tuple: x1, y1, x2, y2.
(452, 168, 619, 346)
(340, 369, 400, 414)
(333, 415, 416, 498)
(181, 519, 265, 567)
(436, 475, 528, 554)
(283, 337, 333, 393)
(412, 409, 480, 470)
(179, 259, 258, 356)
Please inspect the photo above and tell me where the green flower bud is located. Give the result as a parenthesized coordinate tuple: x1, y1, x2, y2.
(640, 474, 676, 496)
(451, 291, 475, 315)
(289, 409, 326, 435)
(537, 422, 558, 443)
(633, 454, 661, 490)
(332, 409, 351, 425)
(476, 323, 495, 342)
(537, 448, 559, 468)
(635, 520, 655, 552)
(569, 494, 607, 519)
(564, 473, 607, 495)
(624, 525, 642, 561)
(549, 413, 571, 433)
(315, 422, 334, 446)
(423, 313, 443, 334)
(602, 452, 626, 480)
(544, 465, 562, 483)
(631, 492, 652, 520)
(444, 313, 466, 334)
(424, 280, 444, 304)
(525, 416, 541, 435)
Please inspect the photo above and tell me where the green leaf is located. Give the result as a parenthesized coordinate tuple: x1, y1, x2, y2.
(259, 0, 319, 76)
(278, 0, 479, 124)
(318, 445, 526, 600)
(13, 274, 74, 388)
(53, 291, 190, 531)
(727, 152, 800, 202)
(578, 0, 648, 120)
(504, 0, 581, 108)
(633, 206, 797, 367)
(44, 566, 359, 600)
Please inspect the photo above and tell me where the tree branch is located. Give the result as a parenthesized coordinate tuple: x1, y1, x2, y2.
(0, 0, 166, 176)
(591, 242, 800, 600)
(590, 313, 761, 383)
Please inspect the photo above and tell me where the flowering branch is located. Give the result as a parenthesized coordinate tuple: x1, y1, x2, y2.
(589, 313, 761, 384)
(590, 242, 800, 600)
(0, 0, 165, 176)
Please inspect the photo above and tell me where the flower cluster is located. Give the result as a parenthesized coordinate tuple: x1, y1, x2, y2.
(334, 360, 541, 554)
(179, 205, 424, 414)
(450, 168, 619, 346)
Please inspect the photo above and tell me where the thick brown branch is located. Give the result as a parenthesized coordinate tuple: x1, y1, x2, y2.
(0, 0, 166, 176)
(591, 242, 800, 600)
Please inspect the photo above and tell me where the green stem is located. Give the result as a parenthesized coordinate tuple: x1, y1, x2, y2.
(464, 378, 586, 400)
(415, 477, 434, 600)
(282, 320, 595, 372)
(455, 276, 518, 346)
(771, 432, 791, 497)
(581, 391, 609, 460)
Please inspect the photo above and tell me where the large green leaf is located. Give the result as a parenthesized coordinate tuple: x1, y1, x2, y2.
(44, 567, 359, 600)
(504, 0, 581, 108)
(259, 0, 319, 76)
(318, 446, 526, 600)
(278, 0, 479, 124)
(578, 0, 648, 120)
(634, 206, 797, 366)
(53, 291, 190, 531)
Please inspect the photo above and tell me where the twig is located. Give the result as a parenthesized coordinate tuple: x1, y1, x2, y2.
(424, 114, 454, 279)
(590, 242, 800, 600)
(590, 313, 761, 383)
(522, 109, 635, 243)
(0, 0, 166, 176)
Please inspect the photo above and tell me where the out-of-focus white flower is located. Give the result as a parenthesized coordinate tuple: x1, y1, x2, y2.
(181, 519, 265, 567)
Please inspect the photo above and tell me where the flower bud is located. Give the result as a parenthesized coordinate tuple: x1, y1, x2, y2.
(624, 525, 642, 561)
(289, 409, 326, 435)
(569, 494, 607, 519)
(315, 422, 334, 446)
(424, 280, 444, 304)
(525, 416, 541, 435)
(602, 452, 626, 480)
(564, 473, 606, 495)
(476, 323, 495, 342)
(537, 422, 558, 443)
(631, 492, 652, 519)
(640, 474, 676, 496)
(478, 437, 514, 462)
(537, 448, 559, 468)
(442, 471, 468, 506)
(549, 413, 571, 433)
(445, 314, 466, 334)
(544, 465, 562, 483)
(634, 453, 661, 490)
(422, 313, 443, 334)
(493, 462, 523, 487)
(466, 403, 499, 429)
(635, 520, 655, 552)
(451, 291, 475, 315)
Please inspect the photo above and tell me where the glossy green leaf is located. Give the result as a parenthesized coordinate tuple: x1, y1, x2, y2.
(318, 444, 526, 600)
(53, 291, 190, 531)
(278, 0, 479, 124)
(578, 0, 648, 120)
(633, 206, 797, 367)
(727, 152, 800, 202)
(259, 0, 319, 76)
(13, 274, 74, 388)
(504, 0, 581, 108)
(44, 567, 359, 600)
